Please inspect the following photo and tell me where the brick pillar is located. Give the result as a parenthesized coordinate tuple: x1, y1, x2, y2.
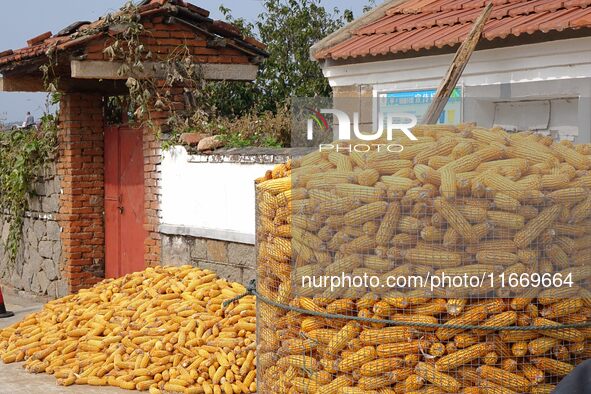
(144, 86, 187, 266)
(143, 127, 161, 266)
(57, 93, 105, 293)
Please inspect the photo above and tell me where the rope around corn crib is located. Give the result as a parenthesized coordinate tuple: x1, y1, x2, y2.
(223, 279, 591, 331)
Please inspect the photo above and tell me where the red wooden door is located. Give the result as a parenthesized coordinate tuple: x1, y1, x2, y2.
(105, 125, 147, 278)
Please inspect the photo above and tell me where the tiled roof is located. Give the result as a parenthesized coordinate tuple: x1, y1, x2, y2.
(0, 0, 266, 68)
(314, 0, 591, 61)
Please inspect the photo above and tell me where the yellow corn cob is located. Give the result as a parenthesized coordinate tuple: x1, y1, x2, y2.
(258, 176, 292, 195)
(498, 330, 540, 343)
(321, 376, 353, 394)
(344, 201, 388, 226)
(477, 365, 531, 392)
(553, 344, 570, 361)
(291, 377, 318, 393)
(412, 299, 448, 316)
(326, 299, 356, 315)
(531, 357, 574, 376)
(514, 204, 562, 248)
(429, 342, 446, 357)
(360, 357, 404, 377)
(428, 155, 453, 169)
(434, 197, 477, 242)
(359, 327, 413, 345)
(474, 251, 519, 266)
(412, 139, 457, 165)
(486, 211, 525, 230)
(420, 226, 444, 242)
(339, 235, 377, 254)
(493, 193, 521, 212)
(358, 375, 398, 391)
(518, 364, 544, 384)
(530, 384, 556, 394)
(456, 205, 488, 223)
(340, 388, 380, 394)
(415, 164, 442, 185)
(403, 248, 462, 268)
(472, 311, 517, 336)
(306, 329, 337, 343)
(436, 311, 488, 341)
(283, 338, 318, 354)
(548, 187, 588, 204)
(435, 343, 491, 371)
(440, 167, 457, 200)
(541, 298, 583, 319)
(481, 171, 529, 201)
(328, 151, 353, 171)
(326, 321, 362, 354)
(528, 337, 558, 364)
(334, 184, 385, 203)
(375, 202, 401, 246)
(298, 297, 326, 314)
(507, 141, 558, 165)
(453, 333, 478, 349)
(538, 286, 581, 305)
(499, 358, 517, 373)
(533, 317, 584, 342)
(277, 355, 320, 371)
(357, 168, 381, 186)
(399, 374, 425, 393)
(570, 195, 591, 223)
(415, 362, 461, 393)
(482, 351, 498, 366)
(363, 220, 380, 236)
(397, 216, 424, 234)
(551, 143, 591, 170)
(477, 158, 528, 173)
(376, 341, 422, 358)
(510, 341, 528, 357)
(451, 141, 475, 159)
(367, 159, 413, 175)
(339, 346, 377, 373)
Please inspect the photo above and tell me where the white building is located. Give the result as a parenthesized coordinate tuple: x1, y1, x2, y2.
(311, 0, 591, 143)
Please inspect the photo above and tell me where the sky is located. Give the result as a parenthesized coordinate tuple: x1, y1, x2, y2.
(0, 0, 370, 123)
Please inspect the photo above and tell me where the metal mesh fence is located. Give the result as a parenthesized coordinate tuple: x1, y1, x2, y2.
(256, 125, 591, 394)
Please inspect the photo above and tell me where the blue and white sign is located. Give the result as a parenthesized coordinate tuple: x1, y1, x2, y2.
(379, 87, 463, 125)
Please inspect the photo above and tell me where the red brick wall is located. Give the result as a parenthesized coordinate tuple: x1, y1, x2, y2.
(84, 17, 251, 64)
(57, 93, 105, 293)
(143, 122, 162, 267)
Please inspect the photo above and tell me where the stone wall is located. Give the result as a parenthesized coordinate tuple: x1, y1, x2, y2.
(0, 160, 67, 298)
(162, 234, 255, 284)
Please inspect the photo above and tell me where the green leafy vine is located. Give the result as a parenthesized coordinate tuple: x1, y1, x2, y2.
(0, 113, 58, 265)
(0, 45, 60, 266)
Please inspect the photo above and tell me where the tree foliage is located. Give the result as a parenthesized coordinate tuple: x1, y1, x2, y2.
(210, 0, 357, 117)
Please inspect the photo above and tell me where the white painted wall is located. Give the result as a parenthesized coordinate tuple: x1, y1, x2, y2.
(323, 37, 591, 143)
(160, 147, 275, 244)
(323, 37, 591, 89)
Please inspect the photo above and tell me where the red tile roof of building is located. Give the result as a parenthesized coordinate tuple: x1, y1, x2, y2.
(314, 0, 591, 61)
(0, 0, 266, 68)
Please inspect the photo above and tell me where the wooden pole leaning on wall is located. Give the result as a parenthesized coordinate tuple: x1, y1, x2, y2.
(422, 2, 493, 125)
